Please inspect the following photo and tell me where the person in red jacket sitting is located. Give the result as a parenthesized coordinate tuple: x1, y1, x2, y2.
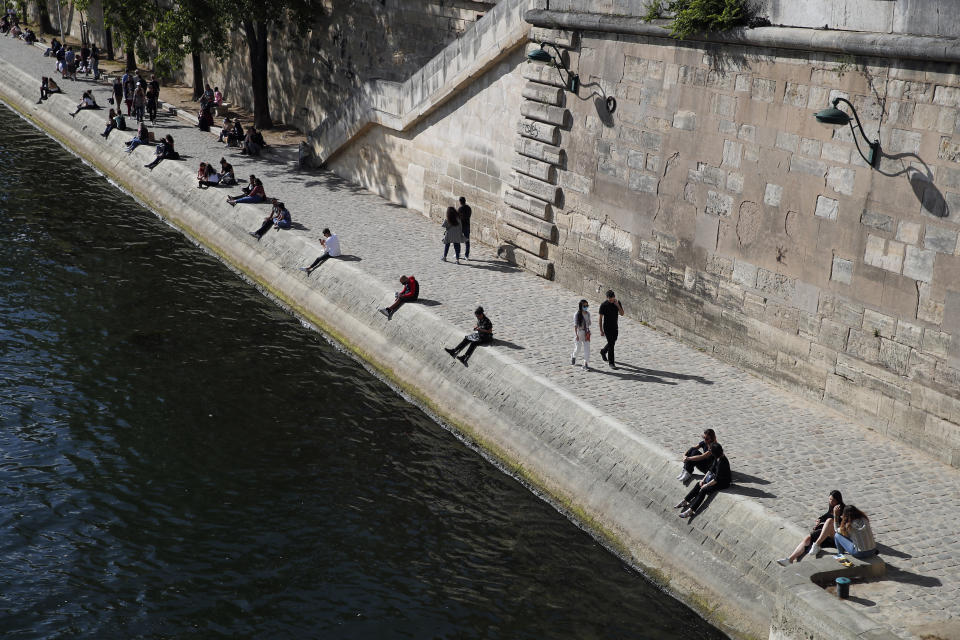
(379, 275, 419, 320)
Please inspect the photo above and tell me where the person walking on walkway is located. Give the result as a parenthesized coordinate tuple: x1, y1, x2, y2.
(300, 228, 340, 275)
(598, 290, 624, 369)
(445, 307, 493, 366)
(441, 206, 464, 264)
(571, 299, 591, 370)
(777, 490, 845, 565)
(379, 275, 419, 320)
(457, 196, 472, 260)
(677, 428, 719, 482)
(675, 443, 731, 518)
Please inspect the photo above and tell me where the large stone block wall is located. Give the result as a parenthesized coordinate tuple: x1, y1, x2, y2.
(325, 47, 528, 258)
(545, 31, 960, 465)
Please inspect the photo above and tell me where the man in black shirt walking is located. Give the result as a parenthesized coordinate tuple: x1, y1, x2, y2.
(457, 196, 472, 260)
(598, 290, 624, 369)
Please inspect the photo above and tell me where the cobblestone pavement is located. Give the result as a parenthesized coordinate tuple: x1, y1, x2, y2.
(3, 36, 959, 638)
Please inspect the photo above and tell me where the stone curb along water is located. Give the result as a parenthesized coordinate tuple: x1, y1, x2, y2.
(0, 57, 896, 640)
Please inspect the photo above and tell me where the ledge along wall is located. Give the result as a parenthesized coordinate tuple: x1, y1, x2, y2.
(0, 47, 895, 640)
(309, 0, 960, 469)
(523, 7, 960, 471)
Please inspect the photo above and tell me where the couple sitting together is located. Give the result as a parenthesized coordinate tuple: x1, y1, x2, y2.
(777, 490, 878, 564)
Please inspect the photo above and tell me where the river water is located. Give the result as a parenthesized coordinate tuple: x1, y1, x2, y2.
(0, 105, 725, 639)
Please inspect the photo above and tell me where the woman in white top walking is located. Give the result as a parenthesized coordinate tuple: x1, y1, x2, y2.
(571, 299, 591, 370)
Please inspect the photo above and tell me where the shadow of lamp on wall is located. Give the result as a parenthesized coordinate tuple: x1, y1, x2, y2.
(814, 97, 881, 168)
(527, 42, 579, 93)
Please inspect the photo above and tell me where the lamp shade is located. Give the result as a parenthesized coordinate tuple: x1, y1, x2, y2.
(814, 106, 851, 125)
(527, 48, 553, 63)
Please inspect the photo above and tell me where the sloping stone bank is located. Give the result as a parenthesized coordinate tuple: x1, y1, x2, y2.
(0, 56, 894, 640)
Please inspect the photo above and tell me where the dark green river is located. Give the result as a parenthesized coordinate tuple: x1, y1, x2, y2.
(0, 104, 725, 639)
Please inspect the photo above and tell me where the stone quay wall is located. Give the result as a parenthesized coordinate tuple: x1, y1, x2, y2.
(529, 13, 960, 470)
(0, 46, 897, 640)
(306, 0, 960, 468)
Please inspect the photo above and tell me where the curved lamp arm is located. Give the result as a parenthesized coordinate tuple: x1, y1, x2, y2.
(536, 42, 579, 93)
(833, 97, 881, 168)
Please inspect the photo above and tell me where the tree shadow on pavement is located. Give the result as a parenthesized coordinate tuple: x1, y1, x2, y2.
(615, 362, 713, 384)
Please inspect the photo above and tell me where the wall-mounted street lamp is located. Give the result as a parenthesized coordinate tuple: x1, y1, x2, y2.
(527, 42, 579, 94)
(814, 97, 881, 168)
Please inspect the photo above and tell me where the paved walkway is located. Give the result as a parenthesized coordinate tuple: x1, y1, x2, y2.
(3, 35, 959, 639)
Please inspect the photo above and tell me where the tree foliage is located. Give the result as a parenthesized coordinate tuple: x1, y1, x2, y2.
(220, 0, 322, 128)
(643, 0, 749, 39)
(99, 0, 158, 69)
(154, 0, 230, 94)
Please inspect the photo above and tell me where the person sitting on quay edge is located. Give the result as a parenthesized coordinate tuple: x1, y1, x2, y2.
(125, 122, 150, 153)
(145, 134, 179, 170)
(38, 76, 61, 102)
(197, 162, 221, 189)
(444, 306, 494, 366)
(777, 490, 845, 566)
(218, 158, 237, 186)
(198, 100, 214, 132)
(250, 200, 291, 240)
(677, 428, 719, 483)
(300, 228, 341, 275)
(834, 505, 878, 559)
(69, 90, 99, 117)
(379, 275, 419, 320)
(22, 27, 36, 44)
(213, 86, 223, 107)
(675, 443, 731, 518)
(227, 178, 265, 206)
(100, 108, 119, 138)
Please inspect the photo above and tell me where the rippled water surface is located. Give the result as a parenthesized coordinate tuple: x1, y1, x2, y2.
(0, 105, 726, 639)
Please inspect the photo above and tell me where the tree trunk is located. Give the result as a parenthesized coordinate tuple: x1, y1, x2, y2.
(105, 27, 114, 60)
(243, 19, 273, 130)
(38, 3, 53, 33)
(190, 46, 204, 101)
(125, 43, 136, 71)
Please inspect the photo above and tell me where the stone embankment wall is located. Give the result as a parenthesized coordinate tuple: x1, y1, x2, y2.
(525, 6, 960, 470)
(306, 0, 960, 468)
(0, 51, 899, 640)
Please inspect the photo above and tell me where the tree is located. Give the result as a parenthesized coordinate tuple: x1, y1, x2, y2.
(224, 0, 320, 129)
(154, 0, 230, 99)
(98, 0, 158, 70)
